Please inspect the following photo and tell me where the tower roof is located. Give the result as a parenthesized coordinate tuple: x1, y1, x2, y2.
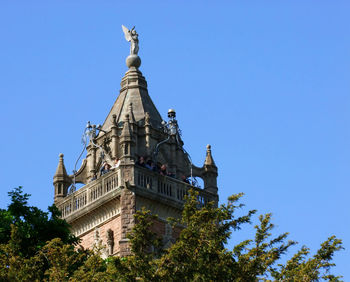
(101, 65, 163, 132)
(53, 153, 70, 183)
(54, 153, 68, 176)
(204, 144, 216, 166)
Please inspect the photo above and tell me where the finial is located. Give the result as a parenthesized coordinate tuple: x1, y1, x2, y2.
(129, 103, 136, 123)
(122, 25, 141, 68)
(112, 114, 117, 125)
(204, 144, 216, 166)
(54, 153, 69, 178)
(121, 114, 133, 138)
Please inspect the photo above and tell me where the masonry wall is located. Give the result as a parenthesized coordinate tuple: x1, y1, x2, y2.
(75, 187, 183, 256)
(78, 215, 122, 256)
(119, 188, 136, 256)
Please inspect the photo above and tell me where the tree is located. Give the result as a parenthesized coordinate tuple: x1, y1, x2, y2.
(0, 187, 343, 281)
(125, 190, 343, 281)
(0, 187, 80, 281)
(0, 187, 78, 258)
(270, 236, 343, 281)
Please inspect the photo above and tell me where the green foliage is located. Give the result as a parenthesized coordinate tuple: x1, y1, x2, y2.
(0, 187, 343, 281)
(125, 208, 162, 280)
(0, 187, 80, 281)
(0, 187, 78, 258)
(270, 236, 344, 281)
(156, 191, 255, 281)
(41, 238, 101, 282)
(102, 208, 163, 281)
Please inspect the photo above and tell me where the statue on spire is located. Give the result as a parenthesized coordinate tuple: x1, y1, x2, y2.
(122, 25, 139, 55)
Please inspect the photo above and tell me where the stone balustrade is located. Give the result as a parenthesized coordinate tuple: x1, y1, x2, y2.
(57, 166, 215, 220)
(135, 166, 214, 206)
(57, 169, 120, 219)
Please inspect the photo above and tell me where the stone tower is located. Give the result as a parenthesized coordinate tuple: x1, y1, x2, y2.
(53, 26, 218, 256)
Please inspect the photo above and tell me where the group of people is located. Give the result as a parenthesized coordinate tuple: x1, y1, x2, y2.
(90, 156, 190, 184)
(100, 158, 120, 175)
(90, 158, 120, 182)
(136, 156, 174, 177)
(136, 156, 190, 183)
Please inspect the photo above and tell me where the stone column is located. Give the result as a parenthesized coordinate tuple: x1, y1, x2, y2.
(119, 187, 135, 256)
(145, 112, 151, 156)
(111, 114, 119, 159)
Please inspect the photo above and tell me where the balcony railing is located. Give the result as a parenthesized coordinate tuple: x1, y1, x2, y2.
(135, 166, 214, 205)
(57, 169, 120, 219)
(57, 165, 215, 220)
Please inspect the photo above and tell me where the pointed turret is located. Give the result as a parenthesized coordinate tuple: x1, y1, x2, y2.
(204, 144, 216, 166)
(110, 114, 119, 159)
(120, 114, 135, 163)
(121, 114, 133, 139)
(53, 153, 72, 203)
(202, 145, 218, 195)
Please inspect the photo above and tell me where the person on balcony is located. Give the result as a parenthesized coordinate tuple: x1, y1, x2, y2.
(160, 164, 168, 176)
(112, 158, 120, 169)
(100, 161, 111, 176)
(136, 156, 146, 167)
(145, 159, 156, 171)
(181, 175, 190, 184)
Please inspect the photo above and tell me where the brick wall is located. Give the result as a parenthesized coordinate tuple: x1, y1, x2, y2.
(78, 215, 121, 255)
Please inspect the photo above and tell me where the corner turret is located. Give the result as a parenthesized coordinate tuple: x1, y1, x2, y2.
(120, 114, 135, 163)
(202, 145, 218, 195)
(53, 153, 71, 203)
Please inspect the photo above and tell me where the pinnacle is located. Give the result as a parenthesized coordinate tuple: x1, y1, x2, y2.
(54, 153, 69, 178)
(204, 144, 216, 166)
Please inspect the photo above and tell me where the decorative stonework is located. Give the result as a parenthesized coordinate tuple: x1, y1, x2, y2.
(136, 196, 182, 221)
(106, 229, 115, 255)
(71, 198, 120, 237)
(163, 223, 175, 249)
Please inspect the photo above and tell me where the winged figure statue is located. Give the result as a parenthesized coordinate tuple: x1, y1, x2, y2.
(122, 25, 139, 55)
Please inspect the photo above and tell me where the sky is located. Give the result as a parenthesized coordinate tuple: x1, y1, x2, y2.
(0, 0, 349, 278)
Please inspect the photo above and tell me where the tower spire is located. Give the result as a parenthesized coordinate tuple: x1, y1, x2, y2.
(100, 27, 162, 132)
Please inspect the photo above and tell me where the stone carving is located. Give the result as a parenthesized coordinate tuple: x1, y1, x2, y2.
(145, 112, 150, 125)
(94, 228, 100, 242)
(102, 136, 112, 158)
(122, 25, 139, 55)
(106, 229, 114, 255)
(163, 223, 175, 249)
(93, 227, 103, 249)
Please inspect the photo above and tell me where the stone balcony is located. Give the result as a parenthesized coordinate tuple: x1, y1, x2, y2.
(56, 165, 216, 223)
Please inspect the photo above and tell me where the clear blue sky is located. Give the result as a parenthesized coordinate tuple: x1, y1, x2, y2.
(0, 1, 349, 278)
